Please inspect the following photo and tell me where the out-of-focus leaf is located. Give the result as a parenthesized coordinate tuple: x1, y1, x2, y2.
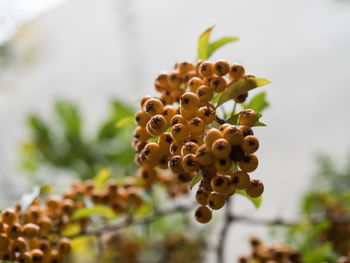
(217, 78, 271, 108)
(243, 91, 270, 113)
(197, 26, 214, 60)
(21, 185, 52, 212)
(94, 168, 111, 190)
(212, 92, 222, 104)
(253, 121, 267, 127)
(55, 100, 82, 137)
(190, 173, 202, 190)
(226, 113, 239, 125)
(71, 205, 116, 220)
(115, 116, 135, 128)
(236, 189, 262, 209)
(61, 223, 81, 236)
(208, 36, 239, 58)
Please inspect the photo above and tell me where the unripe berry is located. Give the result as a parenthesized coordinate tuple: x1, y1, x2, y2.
(238, 109, 257, 127)
(238, 154, 258, 173)
(208, 193, 225, 210)
(229, 64, 245, 81)
(246, 179, 264, 198)
(223, 125, 244, 146)
(180, 92, 199, 112)
(212, 138, 231, 158)
(213, 60, 230, 76)
(242, 135, 259, 154)
(194, 205, 212, 224)
(144, 98, 163, 116)
(230, 171, 250, 190)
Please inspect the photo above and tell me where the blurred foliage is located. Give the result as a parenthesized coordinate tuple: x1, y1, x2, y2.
(283, 153, 350, 263)
(21, 100, 137, 180)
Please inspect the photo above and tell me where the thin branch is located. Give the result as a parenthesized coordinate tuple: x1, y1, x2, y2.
(217, 198, 232, 263)
(65, 203, 196, 240)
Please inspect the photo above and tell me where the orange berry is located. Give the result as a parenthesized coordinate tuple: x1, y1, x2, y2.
(181, 142, 199, 156)
(229, 64, 245, 81)
(188, 117, 206, 136)
(230, 171, 250, 190)
(194, 206, 212, 224)
(205, 128, 223, 148)
(188, 77, 204, 93)
(180, 92, 200, 112)
(196, 85, 214, 104)
(208, 193, 225, 210)
(223, 125, 244, 146)
(212, 138, 231, 158)
(213, 60, 230, 76)
(196, 144, 215, 166)
(238, 109, 257, 127)
(162, 105, 177, 124)
(171, 123, 189, 143)
(182, 154, 199, 173)
(246, 179, 264, 198)
(209, 76, 227, 92)
(134, 111, 150, 127)
(199, 61, 214, 78)
(196, 189, 210, 205)
(241, 135, 259, 154)
(238, 154, 258, 172)
(144, 98, 163, 117)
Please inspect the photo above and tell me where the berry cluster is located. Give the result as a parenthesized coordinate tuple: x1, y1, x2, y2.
(132, 60, 264, 223)
(0, 177, 144, 263)
(238, 237, 303, 263)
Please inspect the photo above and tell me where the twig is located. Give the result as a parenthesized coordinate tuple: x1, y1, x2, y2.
(65, 203, 196, 239)
(217, 198, 232, 263)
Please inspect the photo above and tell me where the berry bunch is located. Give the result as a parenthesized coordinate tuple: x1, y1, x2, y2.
(0, 177, 144, 263)
(238, 237, 303, 263)
(132, 60, 265, 223)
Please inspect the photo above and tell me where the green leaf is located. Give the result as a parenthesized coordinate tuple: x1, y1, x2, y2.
(253, 121, 267, 127)
(216, 78, 271, 108)
(212, 92, 222, 104)
(94, 168, 111, 190)
(71, 205, 116, 220)
(197, 26, 214, 60)
(21, 185, 52, 212)
(243, 91, 270, 113)
(115, 116, 135, 128)
(226, 113, 239, 125)
(190, 173, 202, 190)
(55, 100, 82, 137)
(208, 36, 239, 58)
(236, 189, 262, 209)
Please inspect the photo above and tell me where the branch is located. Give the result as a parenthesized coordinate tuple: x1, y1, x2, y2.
(217, 198, 232, 263)
(65, 203, 196, 239)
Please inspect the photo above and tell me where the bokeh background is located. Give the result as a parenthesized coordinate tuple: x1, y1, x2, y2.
(0, 0, 350, 261)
